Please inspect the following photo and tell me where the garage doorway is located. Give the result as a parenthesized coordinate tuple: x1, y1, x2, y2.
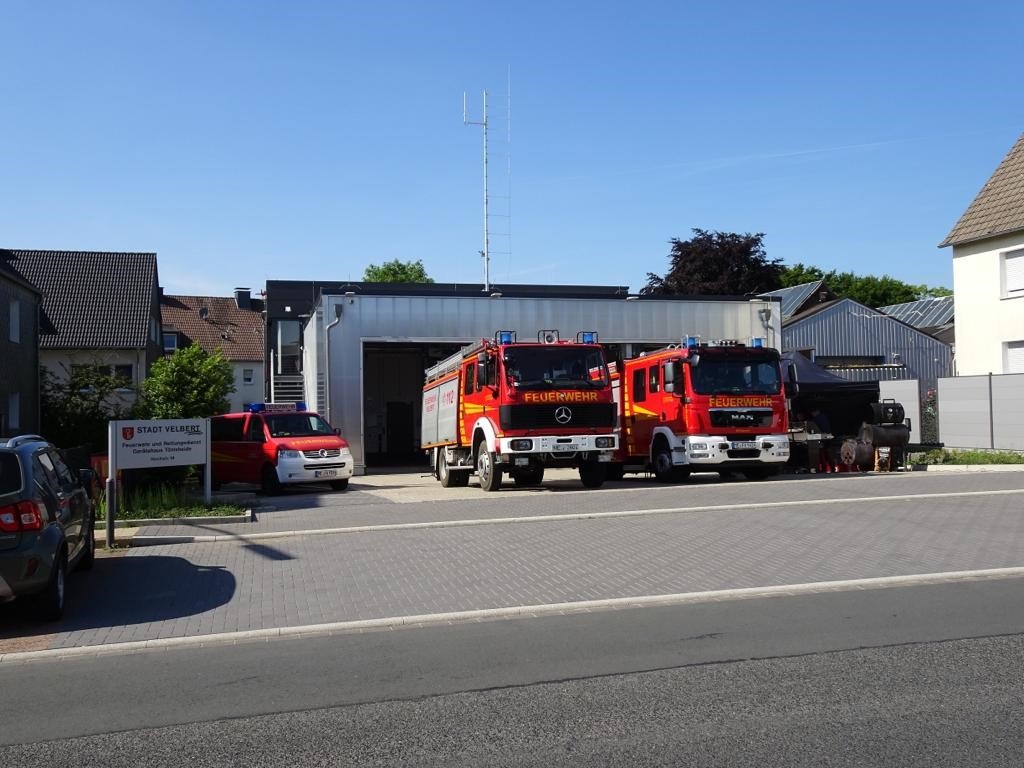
(362, 342, 462, 467)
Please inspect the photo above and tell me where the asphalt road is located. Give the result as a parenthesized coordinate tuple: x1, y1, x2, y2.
(1, 469, 1023, 765)
(1, 577, 1022, 765)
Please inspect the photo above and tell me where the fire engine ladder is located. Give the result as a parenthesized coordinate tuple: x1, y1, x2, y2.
(424, 341, 486, 383)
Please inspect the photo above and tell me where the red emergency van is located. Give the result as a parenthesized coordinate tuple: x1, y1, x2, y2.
(210, 402, 354, 493)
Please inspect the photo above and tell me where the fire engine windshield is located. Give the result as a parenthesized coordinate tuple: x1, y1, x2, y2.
(263, 413, 336, 438)
(502, 346, 609, 391)
(690, 357, 781, 395)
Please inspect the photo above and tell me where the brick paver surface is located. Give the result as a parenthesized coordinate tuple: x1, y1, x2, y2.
(2, 471, 1022, 652)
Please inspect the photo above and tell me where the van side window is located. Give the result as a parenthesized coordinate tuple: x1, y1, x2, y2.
(211, 417, 245, 441)
(632, 368, 646, 402)
(246, 416, 266, 443)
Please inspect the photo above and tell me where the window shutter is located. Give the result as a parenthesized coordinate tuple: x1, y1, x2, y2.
(1006, 341, 1024, 374)
(1004, 250, 1024, 295)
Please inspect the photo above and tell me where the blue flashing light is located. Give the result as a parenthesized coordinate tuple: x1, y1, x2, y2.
(752, 337, 764, 348)
(247, 403, 265, 413)
(579, 331, 598, 344)
(685, 335, 700, 348)
(296, 401, 308, 412)
(497, 330, 515, 345)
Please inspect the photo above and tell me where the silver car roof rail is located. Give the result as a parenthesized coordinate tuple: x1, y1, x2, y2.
(2, 434, 48, 448)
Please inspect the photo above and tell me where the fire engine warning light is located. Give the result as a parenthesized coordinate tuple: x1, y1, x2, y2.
(539, 330, 560, 344)
(496, 330, 517, 344)
(576, 331, 599, 344)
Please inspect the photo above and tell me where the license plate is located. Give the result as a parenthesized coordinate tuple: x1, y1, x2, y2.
(553, 444, 579, 452)
(732, 441, 758, 450)
(314, 470, 338, 478)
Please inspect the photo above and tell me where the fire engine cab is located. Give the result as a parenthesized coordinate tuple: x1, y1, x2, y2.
(421, 330, 619, 491)
(609, 337, 790, 481)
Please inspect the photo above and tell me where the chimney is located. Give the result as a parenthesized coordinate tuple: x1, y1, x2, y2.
(234, 287, 251, 310)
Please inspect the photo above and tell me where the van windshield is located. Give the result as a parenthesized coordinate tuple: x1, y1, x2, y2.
(263, 413, 336, 438)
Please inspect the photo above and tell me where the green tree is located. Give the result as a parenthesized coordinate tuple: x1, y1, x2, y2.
(40, 364, 134, 451)
(136, 344, 235, 419)
(641, 229, 783, 296)
(363, 259, 434, 283)
(780, 263, 952, 307)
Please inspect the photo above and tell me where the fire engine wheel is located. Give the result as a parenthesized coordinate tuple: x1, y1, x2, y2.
(512, 466, 545, 486)
(579, 462, 606, 488)
(476, 447, 502, 492)
(437, 450, 469, 488)
(652, 445, 678, 483)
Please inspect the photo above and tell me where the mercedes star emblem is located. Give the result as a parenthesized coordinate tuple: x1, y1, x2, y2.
(554, 406, 573, 424)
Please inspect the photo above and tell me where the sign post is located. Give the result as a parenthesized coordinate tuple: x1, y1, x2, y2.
(107, 418, 211, 546)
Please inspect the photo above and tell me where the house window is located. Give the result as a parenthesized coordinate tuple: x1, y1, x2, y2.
(243, 368, 254, 385)
(9, 300, 19, 343)
(1005, 341, 1024, 374)
(1003, 249, 1024, 298)
(114, 364, 134, 385)
(163, 331, 178, 354)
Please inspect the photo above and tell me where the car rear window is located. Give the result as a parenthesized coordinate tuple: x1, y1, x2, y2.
(0, 453, 23, 494)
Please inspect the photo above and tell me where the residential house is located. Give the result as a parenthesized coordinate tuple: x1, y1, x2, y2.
(160, 289, 265, 413)
(0, 250, 162, 408)
(0, 251, 43, 436)
(940, 132, 1024, 375)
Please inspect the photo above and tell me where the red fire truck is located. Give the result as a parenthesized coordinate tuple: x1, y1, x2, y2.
(609, 337, 790, 482)
(421, 330, 618, 491)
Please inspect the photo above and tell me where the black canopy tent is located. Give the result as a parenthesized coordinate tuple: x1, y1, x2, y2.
(782, 352, 880, 438)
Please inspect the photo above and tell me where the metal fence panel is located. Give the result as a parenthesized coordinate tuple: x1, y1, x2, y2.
(937, 376, 991, 449)
(992, 374, 1024, 450)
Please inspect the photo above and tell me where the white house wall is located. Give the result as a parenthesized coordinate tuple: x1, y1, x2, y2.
(952, 232, 1024, 375)
(228, 361, 264, 412)
(312, 293, 781, 474)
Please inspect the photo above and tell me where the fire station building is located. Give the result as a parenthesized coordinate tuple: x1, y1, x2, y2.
(264, 280, 781, 475)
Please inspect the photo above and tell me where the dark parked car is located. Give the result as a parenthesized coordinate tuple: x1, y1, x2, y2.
(0, 435, 96, 620)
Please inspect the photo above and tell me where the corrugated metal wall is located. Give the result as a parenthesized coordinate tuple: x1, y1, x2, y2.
(783, 299, 952, 397)
(312, 293, 782, 473)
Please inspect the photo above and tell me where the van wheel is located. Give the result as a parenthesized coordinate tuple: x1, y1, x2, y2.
(261, 465, 282, 495)
(476, 447, 502, 492)
(579, 462, 606, 488)
(329, 479, 349, 491)
(34, 551, 67, 622)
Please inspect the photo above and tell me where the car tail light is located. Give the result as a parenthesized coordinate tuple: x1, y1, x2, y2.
(0, 500, 45, 532)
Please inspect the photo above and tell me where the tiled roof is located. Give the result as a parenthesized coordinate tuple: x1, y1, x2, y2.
(1, 250, 158, 348)
(161, 295, 265, 362)
(941, 132, 1024, 247)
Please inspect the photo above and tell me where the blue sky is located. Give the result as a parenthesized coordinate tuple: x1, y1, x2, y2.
(3, 1, 1022, 296)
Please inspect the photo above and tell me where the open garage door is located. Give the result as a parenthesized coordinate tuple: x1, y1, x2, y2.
(362, 342, 462, 468)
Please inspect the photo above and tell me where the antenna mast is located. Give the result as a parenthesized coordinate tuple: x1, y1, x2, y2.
(464, 91, 491, 292)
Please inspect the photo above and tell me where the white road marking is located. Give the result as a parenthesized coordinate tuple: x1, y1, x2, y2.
(130, 487, 1024, 546)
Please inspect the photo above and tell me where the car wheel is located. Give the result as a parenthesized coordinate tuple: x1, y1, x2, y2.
(329, 479, 349, 491)
(78, 513, 96, 571)
(476, 447, 502, 492)
(33, 551, 67, 622)
(260, 465, 283, 495)
(579, 461, 606, 488)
